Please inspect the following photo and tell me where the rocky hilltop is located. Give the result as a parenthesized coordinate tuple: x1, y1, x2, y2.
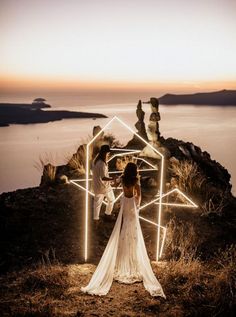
(159, 89, 236, 105)
(1, 97, 235, 267)
(0, 98, 235, 316)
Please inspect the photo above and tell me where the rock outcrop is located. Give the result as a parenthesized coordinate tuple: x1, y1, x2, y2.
(147, 97, 161, 143)
(134, 100, 148, 141)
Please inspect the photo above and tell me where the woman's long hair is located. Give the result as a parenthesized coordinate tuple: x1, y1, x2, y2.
(122, 162, 138, 187)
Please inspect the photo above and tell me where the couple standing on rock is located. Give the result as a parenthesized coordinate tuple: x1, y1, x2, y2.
(81, 144, 165, 298)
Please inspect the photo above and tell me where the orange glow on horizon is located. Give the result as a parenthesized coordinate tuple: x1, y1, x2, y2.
(1, 74, 236, 94)
(1, 0, 236, 95)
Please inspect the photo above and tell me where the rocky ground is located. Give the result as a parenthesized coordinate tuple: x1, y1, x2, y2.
(0, 255, 235, 316)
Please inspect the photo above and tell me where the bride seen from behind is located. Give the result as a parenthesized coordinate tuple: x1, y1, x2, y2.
(81, 162, 166, 298)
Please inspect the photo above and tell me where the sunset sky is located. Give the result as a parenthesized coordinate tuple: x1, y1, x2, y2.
(1, 0, 236, 92)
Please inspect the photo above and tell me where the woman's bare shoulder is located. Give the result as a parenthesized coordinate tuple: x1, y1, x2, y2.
(134, 182, 140, 189)
(137, 175, 141, 185)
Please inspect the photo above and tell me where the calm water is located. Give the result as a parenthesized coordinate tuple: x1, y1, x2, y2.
(0, 94, 236, 195)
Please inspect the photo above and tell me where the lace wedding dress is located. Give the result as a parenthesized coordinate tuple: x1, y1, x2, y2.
(81, 196, 165, 298)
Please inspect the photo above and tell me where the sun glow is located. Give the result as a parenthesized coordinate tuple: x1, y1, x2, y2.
(1, 0, 236, 92)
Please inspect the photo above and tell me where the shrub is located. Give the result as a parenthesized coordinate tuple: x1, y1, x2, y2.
(200, 189, 229, 216)
(169, 158, 206, 194)
(35, 155, 57, 184)
(67, 133, 122, 174)
(164, 217, 199, 261)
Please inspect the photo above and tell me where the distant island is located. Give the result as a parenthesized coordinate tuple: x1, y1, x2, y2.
(0, 99, 107, 127)
(159, 89, 236, 105)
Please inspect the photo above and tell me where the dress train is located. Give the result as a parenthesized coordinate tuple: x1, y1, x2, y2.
(81, 196, 165, 298)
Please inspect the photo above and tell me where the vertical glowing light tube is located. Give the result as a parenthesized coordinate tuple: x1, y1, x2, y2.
(85, 144, 90, 262)
(84, 117, 117, 261)
(159, 227, 167, 258)
(156, 157, 164, 261)
(115, 116, 165, 261)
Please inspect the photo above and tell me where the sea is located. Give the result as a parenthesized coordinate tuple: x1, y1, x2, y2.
(0, 92, 236, 195)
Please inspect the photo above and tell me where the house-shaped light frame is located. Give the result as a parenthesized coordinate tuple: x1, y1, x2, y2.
(85, 116, 165, 262)
(70, 116, 198, 262)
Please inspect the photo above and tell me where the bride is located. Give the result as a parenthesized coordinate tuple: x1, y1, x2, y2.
(81, 162, 165, 298)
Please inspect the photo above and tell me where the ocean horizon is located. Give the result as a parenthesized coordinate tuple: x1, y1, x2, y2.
(0, 93, 235, 195)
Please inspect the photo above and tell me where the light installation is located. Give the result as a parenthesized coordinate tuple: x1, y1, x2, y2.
(70, 116, 198, 262)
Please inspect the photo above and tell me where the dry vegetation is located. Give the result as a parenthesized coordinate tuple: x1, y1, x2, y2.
(66, 133, 123, 175)
(0, 244, 235, 317)
(0, 205, 235, 316)
(201, 189, 229, 216)
(164, 218, 199, 261)
(1, 139, 235, 316)
(35, 155, 57, 184)
(66, 144, 87, 174)
(169, 158, 206, 194)
(168, 158, 230, 217)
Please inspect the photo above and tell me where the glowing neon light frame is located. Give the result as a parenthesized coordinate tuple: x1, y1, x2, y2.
(84, 116, 165, 262)
(70, 116, 198, 262)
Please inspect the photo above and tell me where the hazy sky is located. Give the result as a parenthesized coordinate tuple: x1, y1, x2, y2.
(1, 0, 236, 91)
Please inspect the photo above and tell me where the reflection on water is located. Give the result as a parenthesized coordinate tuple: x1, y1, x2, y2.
(0, 102, 235, 195)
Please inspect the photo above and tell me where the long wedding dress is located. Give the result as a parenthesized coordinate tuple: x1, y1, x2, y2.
(81, 195, 165, 298)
